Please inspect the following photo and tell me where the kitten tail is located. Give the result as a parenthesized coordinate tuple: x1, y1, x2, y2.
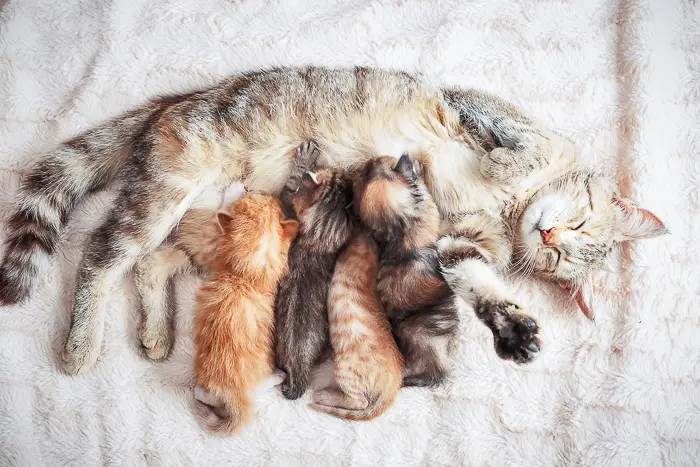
(194, 384, 251, 435)
(309, 392, 396, 422)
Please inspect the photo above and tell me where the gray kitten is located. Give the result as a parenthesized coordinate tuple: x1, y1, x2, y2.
(274, 146, 354, 400)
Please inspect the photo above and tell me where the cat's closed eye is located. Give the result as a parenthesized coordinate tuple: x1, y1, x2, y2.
(572, 220, 586, 230)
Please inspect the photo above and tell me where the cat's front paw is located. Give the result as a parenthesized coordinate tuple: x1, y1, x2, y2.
(477, 301, 540, 364)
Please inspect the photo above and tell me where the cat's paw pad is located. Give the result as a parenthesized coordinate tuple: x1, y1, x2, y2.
(62, 330, 102, 375)
(140, 326, 173, 362)
(479, 301, 540, 364)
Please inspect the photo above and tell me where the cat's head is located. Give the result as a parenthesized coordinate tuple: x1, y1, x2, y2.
(515, 170, 667, 309)
(216, 193, 298, 273)
(352, 154, 438, 246)
(289, 168, 354, 252)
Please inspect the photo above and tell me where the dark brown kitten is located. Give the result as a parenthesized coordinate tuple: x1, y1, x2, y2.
(274, 146, 354, 400)
(353, 154, 459, 387)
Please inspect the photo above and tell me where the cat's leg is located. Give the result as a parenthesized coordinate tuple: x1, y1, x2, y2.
(437, 213, 541, 364)
(62, 176, 206, 374)
(443, 89, 576, 187)
(134, 245, 192, 361)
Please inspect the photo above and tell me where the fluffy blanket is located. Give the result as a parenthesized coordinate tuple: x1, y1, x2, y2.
(0, 0, 698, 465)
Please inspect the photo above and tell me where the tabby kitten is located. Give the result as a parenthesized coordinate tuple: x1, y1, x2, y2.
(311, 230, 404, 420)
(274, 159, 354, 400)
(193, 194, 297, 435)
(352, 154, 464, 387)
(0, 66, 666, 374)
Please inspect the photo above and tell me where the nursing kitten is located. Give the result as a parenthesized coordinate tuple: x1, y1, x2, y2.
(0, 66, 666, 374)
(193, 194, 298, 435)
(274, 153, 354, 400)
(311, 230, 404, 420)
(352, 154, 462, 387)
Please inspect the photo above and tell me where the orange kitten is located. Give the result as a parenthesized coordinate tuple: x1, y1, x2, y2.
(193, 194, 298, 435)
(311, 230, 404, 421)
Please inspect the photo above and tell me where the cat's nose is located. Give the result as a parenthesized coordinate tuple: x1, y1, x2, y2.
(539, 226, 560, 246)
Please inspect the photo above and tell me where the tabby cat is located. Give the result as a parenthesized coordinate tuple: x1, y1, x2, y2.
(0, 67, 666, 374)
(311, 229, 404, 420)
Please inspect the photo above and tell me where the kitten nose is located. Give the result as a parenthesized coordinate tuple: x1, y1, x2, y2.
(539, 227, 560, 246)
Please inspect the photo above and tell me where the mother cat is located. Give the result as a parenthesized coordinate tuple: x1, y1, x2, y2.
(0, 66, 666, 374)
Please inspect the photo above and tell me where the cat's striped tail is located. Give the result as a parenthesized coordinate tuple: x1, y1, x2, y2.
(0, 104, 163, 305)
(309, 390, 397, 422)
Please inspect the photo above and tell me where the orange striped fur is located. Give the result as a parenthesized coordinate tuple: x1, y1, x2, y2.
(311, 230, 404, 421)
(193, 194, 298, 435)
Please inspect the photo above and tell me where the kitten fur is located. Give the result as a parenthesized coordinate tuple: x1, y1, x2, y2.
(353, 154, 461, 387)
(0, 66, 666, 373)
(193, 193, 298, 435)
(311, 229, 404, 420)
(274, 158, 354, 400)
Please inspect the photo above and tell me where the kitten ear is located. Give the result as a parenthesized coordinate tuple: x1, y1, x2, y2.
(216, 211, 233, 231)
(612, 196, 668, 241)
(394, 153, 415, 180)
(560, 280, 594, 321)
(280, 219, 299, 241)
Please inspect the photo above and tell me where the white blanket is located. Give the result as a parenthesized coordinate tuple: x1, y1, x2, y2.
(0, 0, 698, 465)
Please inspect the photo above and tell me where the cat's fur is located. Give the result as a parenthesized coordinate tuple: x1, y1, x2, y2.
(311, 229, 403, 420)
(274, 160, 354, 400)
(0, 66, 666, 374)
(193, 194, 297, 435)
(134, 182, 245, 361)
(353, 155, 463, 386)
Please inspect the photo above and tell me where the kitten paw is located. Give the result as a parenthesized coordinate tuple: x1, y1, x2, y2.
(139, 325, 173, 361)
(62, 329, 102, 375)
(296, 140, 321, 172)
(477, 301, 540, 364)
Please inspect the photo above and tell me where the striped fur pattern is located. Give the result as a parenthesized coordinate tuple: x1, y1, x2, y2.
(0, 66, 666, 373)
(193, 194, 298, 435)
(274, 164, 354, 400)
(311, 230, 403, 421)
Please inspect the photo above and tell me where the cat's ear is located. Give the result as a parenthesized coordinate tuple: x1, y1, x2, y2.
(394, 153, 416, 181)
(280, 219, 299, 241)
(612, 196, 668, 241)
(560, 280, 594, 321)
(216, 211, 233, 231)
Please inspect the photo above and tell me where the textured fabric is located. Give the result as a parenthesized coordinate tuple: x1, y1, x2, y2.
(0, 0, 698, 465)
